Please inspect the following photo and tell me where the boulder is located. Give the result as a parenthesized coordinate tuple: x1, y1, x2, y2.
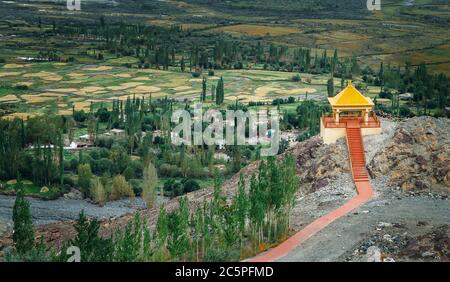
(63, 189, 83, 200)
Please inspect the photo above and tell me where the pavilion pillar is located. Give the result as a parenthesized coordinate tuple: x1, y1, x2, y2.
(364, 108, 369, 125)
(335, 109, 340, 124)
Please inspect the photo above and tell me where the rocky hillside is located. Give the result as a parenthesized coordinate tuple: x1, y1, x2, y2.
(368, 117, 450, 195)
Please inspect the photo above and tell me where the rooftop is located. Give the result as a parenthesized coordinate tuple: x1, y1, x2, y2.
(328, 81, 374, 108)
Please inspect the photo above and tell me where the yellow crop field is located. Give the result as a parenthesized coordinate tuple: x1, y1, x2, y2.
(210, 24, 300, 37)
(22, 71, 63, 81)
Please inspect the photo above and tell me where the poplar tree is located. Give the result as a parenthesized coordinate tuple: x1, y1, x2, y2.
(211, 84, 216, 101)
(155, 206, 169, 260)
(167, 197, 190, 259)
(12, 181, 35, 255)
(327, 77, 334, 97)
(235, 174, 248, 248)
(180, 56, 185, 72)
(58, 131, 64, 186)
(201, 76, 207, 101)
(142, 162, 158, 208)
(215, 77, 224, 105)
(332, 49, 338, 75)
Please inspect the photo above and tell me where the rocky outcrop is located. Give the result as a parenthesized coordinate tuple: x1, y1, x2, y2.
(288, 136, 350, 192)
(368, 117, 450, 195)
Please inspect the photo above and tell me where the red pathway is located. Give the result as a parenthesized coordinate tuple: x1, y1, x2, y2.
(249, 120, 375, 262)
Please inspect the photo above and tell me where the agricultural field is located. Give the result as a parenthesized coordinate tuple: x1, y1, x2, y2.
(0, 61, 337, 119)
(0, 0, 448, 75)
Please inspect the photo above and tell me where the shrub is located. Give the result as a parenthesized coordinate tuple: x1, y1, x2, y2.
(208, 69, 215, 76)
(95, 136, 114, 149)
(191, 71, 201, 78)
(163, 179, 183, 198)
(90, 177, 106, 206)
(153, 136, 165, 145)
(69, 158, 79, 171)
(78, 164, 93, 197)
(182, 179, 200, 193)
(379, 90, 392, 99)
(159, 163, 180, 177)
(399, 105, 412, 117)
(95, 107, 110, 123)
(123, 160, 143, 180)
(433, 108, 445, 118)
(123, 166, 135, 180)
(204, 247, 240, 262)
(5, 240, 50, 262)
(233, 62, 243, 69)
(110, 175, 135, 201)
(73, 110, 86, 122)
(291, 74, 301, 82)
(129, 179, 142, 196)
(92, 158, 113, 175)
(15, 85, 28, 90)
(63, 175, 75, 187)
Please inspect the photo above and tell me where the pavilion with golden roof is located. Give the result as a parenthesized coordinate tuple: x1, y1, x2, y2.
(320, 81, 381, 144)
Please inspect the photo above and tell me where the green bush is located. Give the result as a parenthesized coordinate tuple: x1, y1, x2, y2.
(129, 179, 143, 196)
(163, 179, 183, 198)
(78, 164, 93, 197)
(291, 74, 301, 82)
(182, 179, 200, 193)
(204, 247, 240, 262)
(159, 163, 181, 177)
(110, 175, 135, 200)
(399, 105, 413, 117)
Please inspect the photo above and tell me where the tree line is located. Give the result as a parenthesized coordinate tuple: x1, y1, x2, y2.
(7, 156, 299, 262)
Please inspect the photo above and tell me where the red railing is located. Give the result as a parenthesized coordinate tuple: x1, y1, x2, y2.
(322, 114, 381, 129)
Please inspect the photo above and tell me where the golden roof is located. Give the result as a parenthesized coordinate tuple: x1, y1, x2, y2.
(328, 81, 374, 107)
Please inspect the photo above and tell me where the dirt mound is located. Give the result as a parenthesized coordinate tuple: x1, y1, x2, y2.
(368, 117, 450, 195)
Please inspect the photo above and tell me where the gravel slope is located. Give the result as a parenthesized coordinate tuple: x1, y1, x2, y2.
(279, 195, 450, 262)
(0, 195, 147, 233)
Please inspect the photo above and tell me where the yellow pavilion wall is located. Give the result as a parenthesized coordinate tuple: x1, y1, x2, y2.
(320, 119, 382, 144)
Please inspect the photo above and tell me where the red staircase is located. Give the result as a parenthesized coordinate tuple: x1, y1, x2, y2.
(249, 119, 376, 262)
(346, 125, 369, 182)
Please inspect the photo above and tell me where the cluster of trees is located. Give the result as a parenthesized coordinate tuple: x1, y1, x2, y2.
(47, 15, 364, 79)
(8, 156, 298, 262)
(163, 178, 200, 199)
(0, 117, 65, 189)
(279, 100, 329, 140)
(1, 90, 260, 204)
(361, 63, 449, 117)
(198, 76, 225, 105)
